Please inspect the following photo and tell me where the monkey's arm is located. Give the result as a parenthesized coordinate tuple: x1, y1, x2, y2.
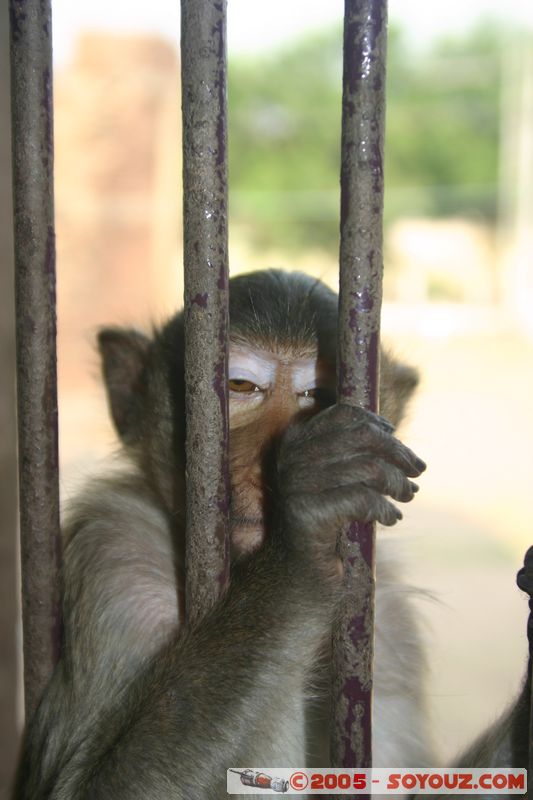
(411, 547, 533, 800)
(14, 406, 424, 800)
(16, 539, 335, 800)
(447, 548, 532, 791)
(407, 679, 530, 800)
(452, 547, 533, 778)
(456, 677, 530, 771)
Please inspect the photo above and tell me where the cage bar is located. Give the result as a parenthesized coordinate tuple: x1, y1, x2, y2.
(331, 0, 388, 777)
(181, 0, 231, 624)
(9, 0, 61, 719)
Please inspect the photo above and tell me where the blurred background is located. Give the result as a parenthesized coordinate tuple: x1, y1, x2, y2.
(1, 0, 533, 794)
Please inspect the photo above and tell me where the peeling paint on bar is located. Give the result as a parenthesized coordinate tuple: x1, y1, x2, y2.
(331, 0, 388, 780)
(181, 0, 231, 624)
(9, 0, 61, 719)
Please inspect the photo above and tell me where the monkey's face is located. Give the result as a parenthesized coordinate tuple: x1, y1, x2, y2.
(98, 271, 418, 547)
(228, 341, 335, 554)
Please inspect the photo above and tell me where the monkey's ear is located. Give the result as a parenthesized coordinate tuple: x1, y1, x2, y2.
(98, 328, 151, 443)
(379, 351, 419, 429)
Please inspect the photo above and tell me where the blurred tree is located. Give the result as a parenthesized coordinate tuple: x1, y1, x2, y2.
(385, 23, 501, 221)
(228, 27, 343, 253)
(228, 22, 503, 254)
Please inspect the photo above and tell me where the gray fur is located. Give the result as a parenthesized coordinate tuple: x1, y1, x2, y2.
(14, 271, 434, 799)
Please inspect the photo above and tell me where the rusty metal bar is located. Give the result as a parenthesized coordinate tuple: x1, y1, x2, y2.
(331, 0, 388, 778)
(9, 0, 61, 719)
(0, 0, 19, 775)
(181, 0, 231, 623)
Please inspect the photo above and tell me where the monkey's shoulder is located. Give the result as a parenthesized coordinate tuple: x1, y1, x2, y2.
(62, 470, 174, 556)
(60, 470, 181, 666)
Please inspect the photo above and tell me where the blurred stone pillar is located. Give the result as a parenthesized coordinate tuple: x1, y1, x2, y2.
(54, 34, 183, 476)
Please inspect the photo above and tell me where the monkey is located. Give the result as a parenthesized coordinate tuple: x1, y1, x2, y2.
(13, 269, 432, 800)
(411, 553, 532, 800)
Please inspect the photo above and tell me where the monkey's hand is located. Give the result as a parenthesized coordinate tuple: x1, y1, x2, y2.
(277, 404, 426, 573)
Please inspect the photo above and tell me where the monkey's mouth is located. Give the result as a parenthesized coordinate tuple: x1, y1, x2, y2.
(229, 474, 267, 549)
(230, 509, 266, 553)
(229, 478, 265, 531)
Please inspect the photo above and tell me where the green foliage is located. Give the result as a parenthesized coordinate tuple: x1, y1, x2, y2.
(227, 22, 503, 255)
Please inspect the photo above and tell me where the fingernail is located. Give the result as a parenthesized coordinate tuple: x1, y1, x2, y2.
(410, 482, 419, 493)
(414, 457, 426, 472)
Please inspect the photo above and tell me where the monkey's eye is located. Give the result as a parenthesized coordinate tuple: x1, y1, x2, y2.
(229, 379, 262, 394)
(298, 387, 335, 409)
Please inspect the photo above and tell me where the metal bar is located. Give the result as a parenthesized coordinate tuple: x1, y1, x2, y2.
(9, 0, 61, 720)
(181, 0, 231, 624)
(0, 0, 19, 777)
(331, 0, 388, 779)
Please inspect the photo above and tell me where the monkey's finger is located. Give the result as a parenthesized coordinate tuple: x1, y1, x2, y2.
(343, 423, 426, 477)
(364, 411, 395, 434)
(369, 440, 425, 479)
(335, 456, 419, 503)
(284, 424, 426, 479)
(293, 484, 402, 529)
(312, 403, 394, 434)
(287, 457, 418, 503)
(335, 405, 396, 435)
(327, 484, 403, 527)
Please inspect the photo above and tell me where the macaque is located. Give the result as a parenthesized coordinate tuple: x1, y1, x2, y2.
(412, 553, 532, 800)
(14, 270, 432, 799)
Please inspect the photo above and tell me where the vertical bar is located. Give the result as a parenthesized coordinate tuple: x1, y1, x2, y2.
(9, 0, 61, 719)
(181, 0, 230, 623)
(331, 0, 388, 780)
(0, 0, 19, 784)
